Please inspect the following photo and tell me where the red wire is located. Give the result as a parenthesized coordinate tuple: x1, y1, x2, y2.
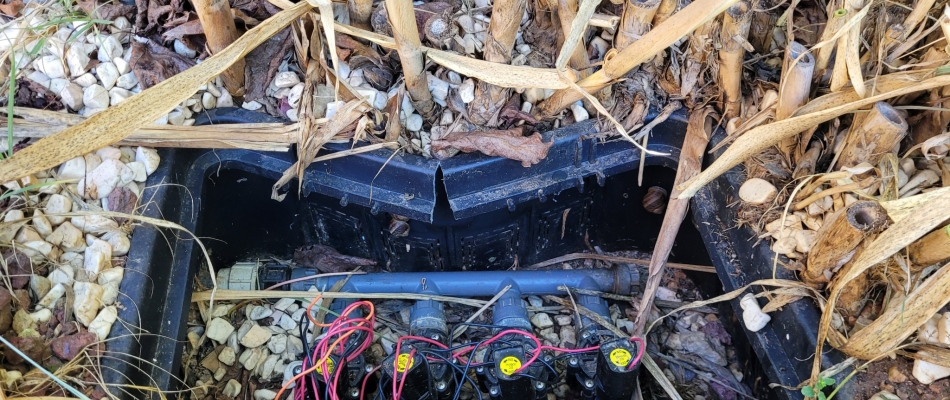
(360, 365, 381, 400)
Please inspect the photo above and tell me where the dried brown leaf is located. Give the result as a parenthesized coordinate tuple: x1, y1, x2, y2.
(431, 128, 553, 167)
(293, 244, 376, 273)
(162, 18, 205, 41)
(0, 0, 24, 17)
(130, 39, 196, 89)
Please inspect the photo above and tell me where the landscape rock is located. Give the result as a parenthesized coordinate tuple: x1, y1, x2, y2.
(273, 298, 295, 311)
(274, 72, 300, 88)
(83, 84, 109, 109)
(88, 306, 117, 340)
(240, 324, 273, 348)
(207, 318, 236, 343)
(60, 82, 84, 110)
(51, 331, 97, 361)
(135, 147, 160, 175)
(35, 55, 66, 79)
(254, 389, 277, 400)
(249, 306, 273, 321)
(66, 46, 90, 77)
(30, 275, 51, 300)
(83, 237, 112, 275)
(37, 283, 66, 309)
(218, 346, 236, 366)
(223, 380, 241, 397)
(98, 267, 124, 305)
(48, 222, 86, 252)
(73, 282, 104, 326)
(97, 62, 119, 90)
(530, 313, 554, 329)
(267, 333, 288, 354)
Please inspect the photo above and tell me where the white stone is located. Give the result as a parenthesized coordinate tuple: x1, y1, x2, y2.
(116, 73, 137, 90)
(278, 314, 296, 331)
(83, 85, 110, 109)
(44, 193, 73, 225)
(219, 347, 237, 366)
(286, 335, 304, 355)
(913, 353, 950, 385)
(218, 90, 234, 107)
(530, 313, 554, 329)
(459, 79, 475, 103)
(109, 87, 131, 106)
(241, 325, 273, 348)
(207, 318, 236, 343)
(326, 101, 345, 118)
(274, 72, 300, 88)
(240, 347, 265, 370)
(48, 264, 76, 287)
(35, 55, 66, 79)
(97, 62, 119, 90)
(30, 308, 53, 324)
(249, 306, 273, 320)
(58, 82, 84, 110)
(113, 57, 130, 75)
(287, 83, 304, 108)
(37, 283, 66, 309)
(173, 40, 196, 58)
(739, 178, 778, 205)
(267, 334, 288, 354)
(273, 298, 295, 311)
(78, 159, 132, 200)
(135, 147, 160, 175)
(427, 73, 449, 104)
(74, 72, 97, 87)
(286, 109, 298, 122)
(253, 389, 277, 400)
(167, 108, 186, 126)
(21, 241, 60, 261)
(223, 380, 241, 397)
(570, 101, 589, 122)
(101, 230, 130, 256)
(740, 293, 771, 332)
(259, 354, 280, 378)
(406, 113, 423, 131)
(98, 267, 124, 305)
(16, 226, 43, 243)
(73, 282, 104, 326)
(95, 35, 123, 62)
(72, 215, 119, 234)
(242, 101, 263, 111)
(30, 275, 51, 300)
(202, 92, 216, 109)
(88, 306, 117, 340)
(47, 222, 86, 252)
(517, 44, 531, 55)
(119, 161, 147, 183)
(83, 237, 112, 275)
(527, 296, 543, 308)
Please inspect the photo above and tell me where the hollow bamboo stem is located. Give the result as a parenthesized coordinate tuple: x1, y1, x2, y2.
(776, 41, 815, 160)
(813, 0, 846, 81)
(385, 0, 435, 119)
(348, 0, 374, 31)
(616, 0, 661, 51)
(556, 0, 591, 78)
(837, 101, 907, 168)
(804, 201, 888, 284)
(718, 1, 752, 120)
(652, 0, 680, 27)
(468, 0, 526, 126)
(590, 14, 620, 30)
(535, 0, 739, 118)
(193, 0, 245, 96)
(909, 225, 950, 267)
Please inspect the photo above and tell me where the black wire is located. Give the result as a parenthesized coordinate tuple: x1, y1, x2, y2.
(452, 338, 489, 400)
(419, 351, 484, 400)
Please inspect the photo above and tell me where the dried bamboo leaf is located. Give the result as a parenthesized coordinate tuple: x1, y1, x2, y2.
(0, 2, 312, 184)
(426, 50, 570, 89)
(677, 71, 950, 199)
(431, 128, 553, 167)
(881, 187, 950, 224)
(555, 0, 598, 71)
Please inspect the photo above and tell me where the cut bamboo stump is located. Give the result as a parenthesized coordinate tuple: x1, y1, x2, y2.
(804, 201, 889, 284)
(838, 101, 908, 168)
(468, 0, 526, 126)
(192, 0, 245, 96)
(909, 224, 950, 267)
(385, 0, 435, 119)
(776, 41, 815, 161)
(717, 1, 751, 121)
(616, 0, 661, 51)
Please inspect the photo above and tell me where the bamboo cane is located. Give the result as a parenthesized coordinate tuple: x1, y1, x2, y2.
(908, 225, 950, 267)
(616, 0, 661, 51)
(385, 0, 436, 119)
(468, 0, 527, 126)
(192, 0, 246, 96)
(718, 1, 752, 121)
(813, 0, 846, 80)
(348, 0, 373, 30)
(776, 41, 815, 161)
(748, 2, 775, 54)
(555, 0, 592, 78)
(652, 0, 681, 27)
(829, 0, 866, 96)
(633, 107, 713, 336)
(837, 101, 907, 168)
(534, 0, 740, 118)
(804, 201, 888, 284)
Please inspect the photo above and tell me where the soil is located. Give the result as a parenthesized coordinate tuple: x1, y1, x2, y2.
(852, 356, 950, 400)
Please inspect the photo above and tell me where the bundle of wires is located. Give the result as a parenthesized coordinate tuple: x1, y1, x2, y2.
(274, 295, 376, 400)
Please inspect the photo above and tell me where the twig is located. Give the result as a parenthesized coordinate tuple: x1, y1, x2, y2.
(451, 285, 511, 340)
(525, 253, 716, 273)
(192, 289, 488, 307)
(0, 335, 91, 400)
(558, 286, 718, 313)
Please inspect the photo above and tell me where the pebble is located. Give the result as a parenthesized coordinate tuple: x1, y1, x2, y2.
(527, 296, 543, 308)
(135, 147, 160, 175)
(125, 161, 147, 182)
(173, 40, 196, 58)
(83, 85, 110, 109)
(242, 101, 263, 111)
(406, 113, 423, 131)
(207, 318, 236, 343)
(66, 46, 90, 77)
(248, 305, 273, 320)
(97, 62, 119, 90)
(201, 92, 216, 109)
(109, 88, 131, 106)
(30, 275, 51, 300)
(35, 55, 66, 79)
(96, 35, 123, 62)
(223, 380, 241, 397)
(88, 306, 117, 340)
(274, 72, 300, 88)
(113, 57, 130, 75)
(98, 267, 124, 305)
(540, 328, 559, 344)
(73, 214, 119, 233)
(278, 314, 296, 331)
(254, 389, 277, 400)
(218, 90, 234, 107)
(116, 73, 137, 90)
(530, 313, 554, 329)
(44, 193, 73, 225)
(570, 101, 589, 122)
(218, 347, 236, 366)
(259, 354, 280, 378)
(240, 324, 273, 348)
(459, 79, 475, 103)
(239, 347, 265, 370)
(37, 283, 66, 309)
(273, 298, 295, 312)
(555, 315, 573, 326)
(267, 334, 288, 354)
(73, 282, 104, 326)
(286, 335, 304, 355)
(559, 326, 577, 348)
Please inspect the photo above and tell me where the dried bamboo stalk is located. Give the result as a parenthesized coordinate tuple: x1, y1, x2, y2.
(590, 13, 620, 30)
(385, 0, 435, 119)
(838, 260, 950, 359)
(813, 1, 847, 79)
(193, 0, 245, 95)
(0, 2, 311, 184)
(468, 0, 526, 126)
(748, 2, 775, 53)
(831, 243, 871, 317)
(554, 0, 593, 77)
(677, 71, 950, 199)
(681, 18, 716, 97)
(829, 0, 866, 96)
(908, 225, 950, 267)
(616, 0, 661, 51)
(652, 0, 681, 27)
(535, 0, 740, 118)
(804, 201, 888, 284)
(633, 107, 713, 336)
(348, 0, 373, 30)
(837, 101, 907, 168)
(718, 2, 752, 120)
(776, 41, 815, 160)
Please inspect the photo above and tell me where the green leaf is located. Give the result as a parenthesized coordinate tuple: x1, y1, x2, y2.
(801, 386, 816, 397)
(819, 377, 836, 387)
(818, 393, 827, 400)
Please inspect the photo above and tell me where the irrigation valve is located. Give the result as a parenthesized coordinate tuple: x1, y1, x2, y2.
(740, 293, 771, 332)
